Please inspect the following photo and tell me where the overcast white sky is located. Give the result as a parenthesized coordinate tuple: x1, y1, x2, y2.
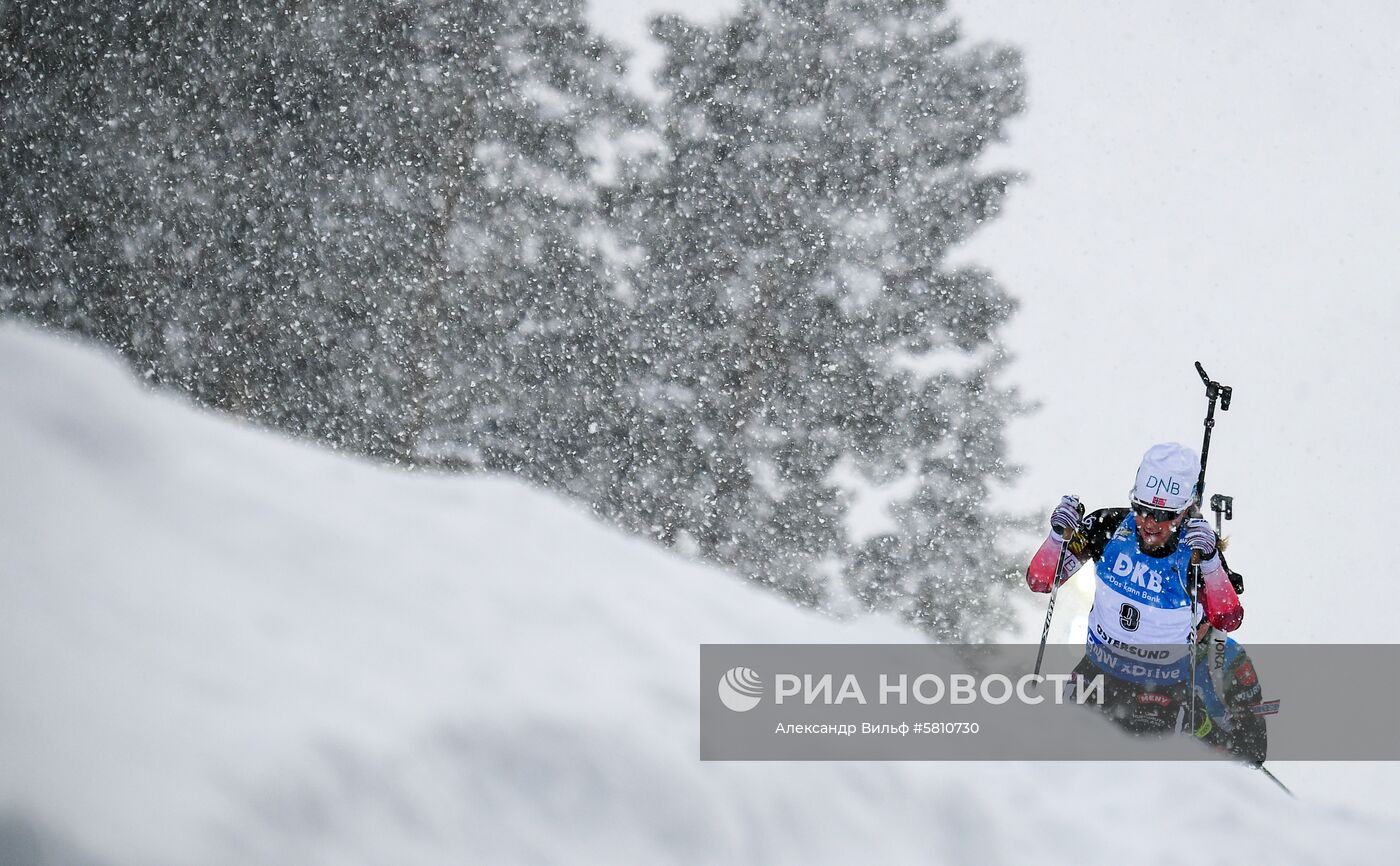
(587, 0, 1400, 644)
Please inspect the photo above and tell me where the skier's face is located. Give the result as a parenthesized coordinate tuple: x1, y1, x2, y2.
(1134, 508, 1184, 552)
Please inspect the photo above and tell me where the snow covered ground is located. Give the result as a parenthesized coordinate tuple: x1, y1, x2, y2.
(2, 323, 1397, 864)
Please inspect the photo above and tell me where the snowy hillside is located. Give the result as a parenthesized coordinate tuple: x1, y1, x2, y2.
(0, 323, 1394, 865)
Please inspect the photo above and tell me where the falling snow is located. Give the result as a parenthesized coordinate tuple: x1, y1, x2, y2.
(3, 0, 1025, 639)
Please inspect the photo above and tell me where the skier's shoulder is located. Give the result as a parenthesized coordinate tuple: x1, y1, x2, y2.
(1083, 506, 1129, 530)
(1075, 507, 1130, 560)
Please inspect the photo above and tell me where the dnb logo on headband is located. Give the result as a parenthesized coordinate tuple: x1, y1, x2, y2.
(718, 666, 764, 712)
(1144, 475, 1182, 498)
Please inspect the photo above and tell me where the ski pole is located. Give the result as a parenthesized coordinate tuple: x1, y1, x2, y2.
(1194, 362, 1232, 502)
(1188, 363, 1231, 734)
(1185, 499, 1229, 732)
(1257, 765, 1295, 797)
(1188, 550, 1201, 735)
(1033, 532, 1072, 678)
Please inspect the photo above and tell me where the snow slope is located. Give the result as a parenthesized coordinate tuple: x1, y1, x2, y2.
(0, 322, 1394, 865)
(5, 321, 1394, 861)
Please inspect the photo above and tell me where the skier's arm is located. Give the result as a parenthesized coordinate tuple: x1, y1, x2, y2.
(1220, 651, 1267, 765)
(1026, 507, 1123, 593)
(1185, 519, 1245, 630)
(1026, 531, 1083, 592)
(1222, 711, 1267, 766)
(1199, 550, 1244, 631)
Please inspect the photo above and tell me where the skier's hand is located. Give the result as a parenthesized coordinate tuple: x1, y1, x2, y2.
(1189, 699, 1215, 740)
(1049, 495, 1084, 538)
(1184, 518, 1217, 560)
